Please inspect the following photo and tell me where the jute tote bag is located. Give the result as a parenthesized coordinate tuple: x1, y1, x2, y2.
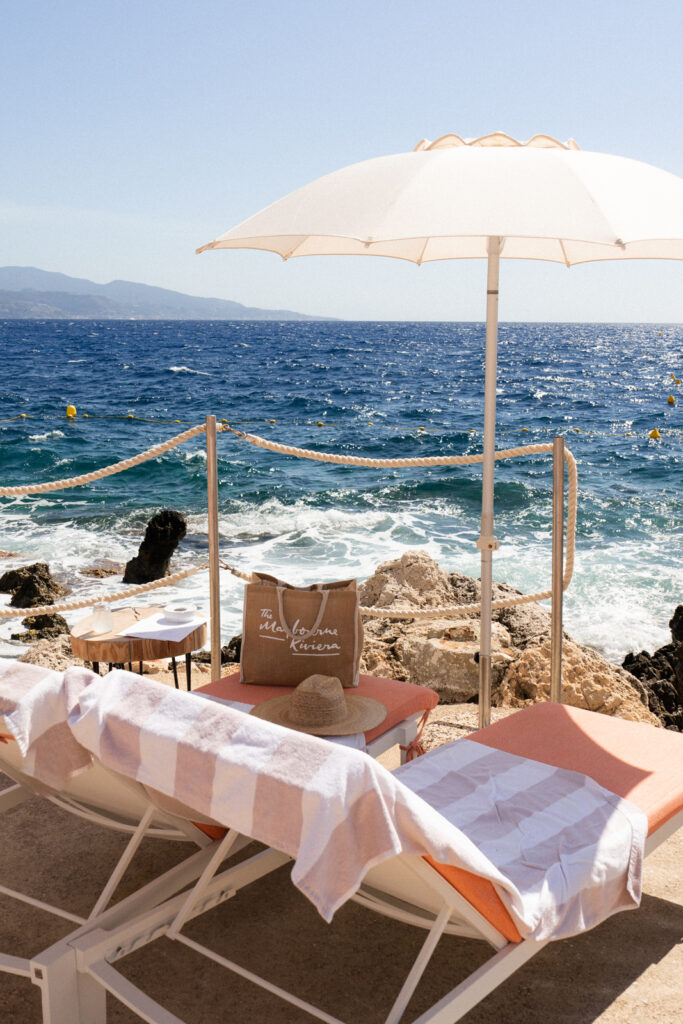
(240, 572, 363, 687)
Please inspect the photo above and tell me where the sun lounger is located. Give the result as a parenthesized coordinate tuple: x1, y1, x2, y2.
(32, 677, 683, 1024)
(0, 662, 242, 989)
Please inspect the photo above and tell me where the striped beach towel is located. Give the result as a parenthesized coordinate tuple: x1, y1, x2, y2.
(0, 661, 96, 787)
(68, 670, 646, 939)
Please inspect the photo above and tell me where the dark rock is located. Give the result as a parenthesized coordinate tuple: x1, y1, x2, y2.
(11, 612, 70, 643)
(644, 678, 683, 731)
(0, 562, 66, 607)
(123, 510, 187, 584)
(192, 635, 242, 666)
(623, 620, 683, 731)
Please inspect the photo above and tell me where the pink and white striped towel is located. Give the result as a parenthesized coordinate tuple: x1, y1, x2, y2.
(0, 661, 97, 788)
(68, 670, 646, 940)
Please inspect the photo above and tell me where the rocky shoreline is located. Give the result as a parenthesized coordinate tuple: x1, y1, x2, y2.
(358, 550, 681, 731)
(4, 548, 681, 732)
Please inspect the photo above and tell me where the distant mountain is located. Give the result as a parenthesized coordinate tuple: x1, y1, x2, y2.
(0, 267, 328, 320)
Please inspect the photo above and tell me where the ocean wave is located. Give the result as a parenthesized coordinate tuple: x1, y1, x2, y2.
(1, 319, 680, 661)
(28, 429, 65, 441)
(168, 365, 210, 376)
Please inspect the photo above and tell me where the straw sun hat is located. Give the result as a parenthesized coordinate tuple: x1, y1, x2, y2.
(249, 674, 387, 736)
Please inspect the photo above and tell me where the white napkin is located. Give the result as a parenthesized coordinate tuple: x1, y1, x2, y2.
(118, 611, 206, 644)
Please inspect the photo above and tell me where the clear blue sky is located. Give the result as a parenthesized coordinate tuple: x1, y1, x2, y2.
(2, 0, 683, 321)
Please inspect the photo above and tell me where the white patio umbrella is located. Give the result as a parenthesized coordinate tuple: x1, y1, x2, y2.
(197, 131, 683, 724)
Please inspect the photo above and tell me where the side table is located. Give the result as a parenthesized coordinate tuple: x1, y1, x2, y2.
(70, 606, 208, 690)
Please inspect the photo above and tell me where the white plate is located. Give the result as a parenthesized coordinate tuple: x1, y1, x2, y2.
(163, 606, 197, 623)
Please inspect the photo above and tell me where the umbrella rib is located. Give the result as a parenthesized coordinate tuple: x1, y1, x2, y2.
(281, 238, 308, 261)
(559, 239, 571, 267)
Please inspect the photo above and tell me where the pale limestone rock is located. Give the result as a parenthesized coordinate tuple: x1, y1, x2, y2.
(358, 549, 455, 610)
(496, 638, 660, 726)
(18, 635, 84, 672)
(360, 551, 516, 700)
(448, 571, 553, 648)
(360, 550, 654, 720)
(395, 633, 512, 701)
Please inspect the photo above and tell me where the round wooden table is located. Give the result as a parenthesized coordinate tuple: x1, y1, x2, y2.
(70, 606, 208, 690)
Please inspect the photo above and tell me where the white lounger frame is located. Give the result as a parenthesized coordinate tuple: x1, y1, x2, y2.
(0, 699, 421, 1011)
(0, 744, 226, 985)
(28, 806, 683, 1024)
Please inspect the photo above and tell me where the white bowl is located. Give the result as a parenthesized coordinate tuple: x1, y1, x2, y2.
(163, 604, 196, 623)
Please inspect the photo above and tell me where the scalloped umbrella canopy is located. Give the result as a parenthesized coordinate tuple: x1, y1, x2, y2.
(197, 133, 683, 727)
(198, 133, 683, 263)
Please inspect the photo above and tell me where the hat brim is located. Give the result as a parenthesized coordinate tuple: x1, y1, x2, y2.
(249, 693, 387, 736)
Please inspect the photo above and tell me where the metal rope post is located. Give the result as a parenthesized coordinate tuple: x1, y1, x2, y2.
(550, 436, 565, 701)
(206, 415, 221, 682)
(477, 236, 502, 730)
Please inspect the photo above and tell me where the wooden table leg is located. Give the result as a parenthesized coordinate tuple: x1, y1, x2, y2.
(171, 657, 179, 689)
(185, 653, 192, 692)
(92, 662, 99, 675)
(139, 661, 143, 675)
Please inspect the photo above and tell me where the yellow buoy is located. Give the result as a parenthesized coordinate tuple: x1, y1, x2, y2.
(127, 414, 134, 419)
(521, 427, 529, 432)
(317, 421, 324, 426)
(675, 378, 681, 385)
(659, 331, 663, 337)
(649, 428, 661, 439)
(66, 405, 77, 418)
(269, 419, 276, 423)
(82, 413, 89, 418)
(19, 413, 27, 418)
(667, 395, 675, 405)
(367, 421, 373, 425)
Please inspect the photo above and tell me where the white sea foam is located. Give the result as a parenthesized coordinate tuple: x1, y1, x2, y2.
(0, 495, 677, 663)
(169, 366, 210, 376)
(28, 429, 65, 441)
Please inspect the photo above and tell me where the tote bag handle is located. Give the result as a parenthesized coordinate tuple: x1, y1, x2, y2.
(276, 587, 329, 641)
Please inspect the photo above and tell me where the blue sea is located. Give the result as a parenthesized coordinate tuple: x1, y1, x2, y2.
(0, 319, 680, 663)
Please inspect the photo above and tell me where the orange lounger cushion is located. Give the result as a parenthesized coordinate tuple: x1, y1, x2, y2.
(470, 702, 683, 834)
(196, 671, 438, 743)
(425, 858, 524, 943)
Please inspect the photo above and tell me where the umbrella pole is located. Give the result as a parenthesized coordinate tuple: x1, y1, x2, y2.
(477, 237, 502, 729)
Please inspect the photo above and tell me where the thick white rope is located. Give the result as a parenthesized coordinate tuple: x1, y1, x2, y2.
(0, 562, 209, 619)
(0, 424, 207, 497)
(234, 430, 555, 468)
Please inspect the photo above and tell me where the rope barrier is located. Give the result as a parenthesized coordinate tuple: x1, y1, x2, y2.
(0, 424, 207, 497)
(0, 562, 210, 619)
(0, 419, 579, 624)
(225, 426, 558, 468)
